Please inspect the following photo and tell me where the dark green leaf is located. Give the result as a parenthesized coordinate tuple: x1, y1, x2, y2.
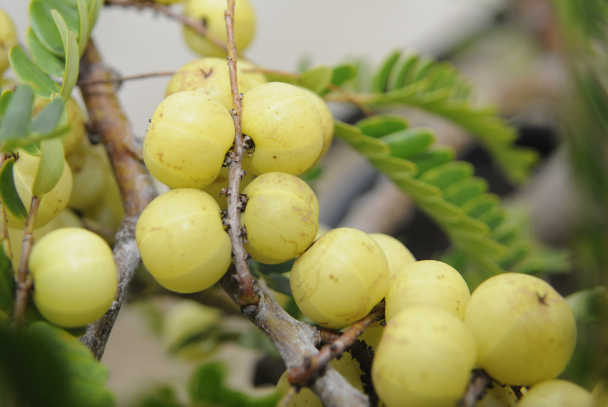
(298, 65, 332, 94)
(381, 128, 435, 159)
(0, 90, 13, 118)
(476, 207, 506, 232)
(330, 63, 357, 87)
(298, 165, 323, 182)
(45, 0, 80, 34)
(356, 115, 408, 138)
(59, 30, 80, 101)
(0, 85, 34, 146)
(410, 147, 454, 176)
(418, 162, 474, 190)
(265, 273, 292, 296)
(0, 159, 27, 221)
(460, 193, 500, 220)
(371, 50, 401, 93)
(442, 177, 488, 208)
(9, 47, 61, 98)
(0, 245, 15, 315)
(32, 138, 65, 196)
(26, 27, 65, 77)
(29, 0, 64, 56)
(133, 386, 186, 407)
(390, 54, 419, 90)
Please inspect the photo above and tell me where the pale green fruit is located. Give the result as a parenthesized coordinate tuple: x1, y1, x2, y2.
(143, 91, 235, 189)
(163, 300, 222, 360)
(136, 189, 232, 293)
(475, 383, 518, 407)
(201, 166, 255, 210)
(0, 9, 17, 75)
(242, 173, 319, 264)
(368, 233, 416, 279)
(6, 152, 73, 229)
(464, 273, 577, 386)
(34, 96, 86, 155)
(518, 380, 593, 407)
(241, 83, 323, 176)
(83, 161, 124, 230)
(164, 58, 252, 110)
(239, 60, 268, 89)
(290, 228, 389, 328)
(372, 306, 477, 407)
(183, 0, 256, 58)
(298, 87, 334, 161)
(30, 228, 117, 327)
(66, 139, 107, 210)
(592, 381, 608, 407)
(385, 260, 470, 321)
(358, 320, 384, 350)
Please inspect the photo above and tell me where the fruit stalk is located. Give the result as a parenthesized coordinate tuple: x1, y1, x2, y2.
(12, 196, 41, 325)
(223, 0, 258, 307)
(78, 39, 158, 360)
(104, 0, 228, 53)
(458, 369, 491, 407)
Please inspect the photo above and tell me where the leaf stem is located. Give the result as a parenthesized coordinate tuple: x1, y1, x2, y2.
(77, 71, 176, 87)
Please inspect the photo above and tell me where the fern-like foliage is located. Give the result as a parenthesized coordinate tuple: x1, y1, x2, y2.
(552, 0, 608, 49)
(334, 116, 568, 287)
(359, 51, 538, 184)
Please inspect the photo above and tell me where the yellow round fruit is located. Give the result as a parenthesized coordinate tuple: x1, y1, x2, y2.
(464, 273, 577, 386)
(66, 139, 107, 210)
(183, 0, 256, 58)
(372, 306, 477, 407)
(201, 166, 255, 210)
(33, 96, 86, 155)
(143, 91, 235, 189)
(239, 60, 268, 89)
(368, 233, 416, 279)
(242, 172, 319, 264)
(165, 58, 252, 110)
(518, 380, 593, 407)
(136, 189, 232, 293)
(297, 87, 334, 161)
(0, 9, 17, 75)
(290, 228, 389, 329)
(241, 82, 323, 176)
(593, 381, 608, 407)
(476, 383, 518, 407)
(6, 151, 73, 229)
(29, 228, 117, 327)
(385, 260, 469, 321)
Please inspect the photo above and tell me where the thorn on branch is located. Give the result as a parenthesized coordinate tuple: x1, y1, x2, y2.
(230, 108, 238, 116)
(223, 219, 231, 228)
(220, 188, 229, 197)
(240, 170, 247, 180)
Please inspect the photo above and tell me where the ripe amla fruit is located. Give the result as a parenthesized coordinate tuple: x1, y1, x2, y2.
(517, 380, 593, 407)
(165, 58, 252, 110)
(143, 91, 235, 189)
(66, 139, 108, 210)
(202, 166, 255, 210)
(34, 96, 86, 155)
(241, 83, 323, 176)
(298, 87, 334, 161)
(369, 233, 415, 278)
(6, 151, 73, 229)
(241, 172, 319, 264)
(239, 60, 268, 89)
(0, 8, 17, 75)
(183, 0, 256, 58)
(290, 228, 389, 328)
(475, 383, 518, 407)
(385, 260, 470, 321)
(464, 273, 577, 386)
(136, 189, 232, 293)
(29, 228, 117, 327)
(372, 306, 477, 407)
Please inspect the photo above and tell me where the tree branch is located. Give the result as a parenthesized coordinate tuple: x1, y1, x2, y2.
(77, 71, 175, 87)
(458, 369, 491, 407)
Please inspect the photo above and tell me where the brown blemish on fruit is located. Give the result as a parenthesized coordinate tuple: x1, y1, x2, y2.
(537, 292, 548, 305)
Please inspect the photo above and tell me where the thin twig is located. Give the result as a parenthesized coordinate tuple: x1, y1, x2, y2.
(275, 385, 300, 407)
(224, 0, 258, 307)
(288, 301, 385, 387)
(77, 71, 175, 87)
(458, 369, 492, 407)
(12, 196, 41, 326)
(104, 0, 227, 53)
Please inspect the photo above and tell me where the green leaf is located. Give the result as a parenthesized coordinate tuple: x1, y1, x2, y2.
(9, 47, 61, 98)
(442, 177, 488, 208)
(60, 30, 80, 101)
(0, 159, 27, 221)
(410, 147, 454, 176)
(265, 273, 292, 296)
(263, 71, 298, 85)
(32, 137, 65, 196)
(0, 85, 34, 148)
(418, 162, 474, 190)
(0, 90, 14, 118)
(330, 63, 357, 87)
(381, 128, 435, 159)
(391, 54, 419, 90)
(369, 155, 417, 176)
(88, 0, 104, 31)
(460, 193, 500, 220)
(371, 50, 401, 93)
(0, 245, 15, 315)
(298, 65, 332, 94)
(356, 115, 408, 138)
(31, 97, 66, 136)
(26, 27, 65, 77)
(29, 0, 65, 57)
(45, 0, 80, 34)
(77, 0, 90, 56)
(133, 385, 187, 407)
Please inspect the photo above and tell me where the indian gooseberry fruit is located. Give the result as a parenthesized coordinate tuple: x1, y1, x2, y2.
(6, 151, 73, 229)
(164, 58, 252, 110)
(143, 91, 235, 189)
(372, 306, 477, 407)
(136, 189, 232, 293)
(183, 0, 256, 58)
(0, 8, 17, 75)
(290, 228, 389, 329)
(66, 138, 107, 210)
(385, 260, 470, 321)
(475, 383, 518, 407)
(297, 86, 334, 160)
(241, 82, 323, 176)
(464, 273, 577, 386)
(29, 228, 117, 327)
(241, 172, 319, 264)
(368, 233, 416, 279)
(33, 96, 86, 155)
(201, 166, 255, 210)
(238, 60, 268, 89)
(83, 157, 124, 231)
(517, 380, 593, 407)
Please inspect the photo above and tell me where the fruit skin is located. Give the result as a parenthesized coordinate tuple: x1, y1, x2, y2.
(66, 138, 107, 210)
(475, 383, 518, 407)
(242, 172, 319, 264)
(372, 306, 477, 407)
(241, 82, 324, 176)
(165, 58, 252, 110)
(517, 380, 593, 407)
(6, 151, 73, 229)
(297, 87, 334, 161)
(464, 273, 577, 386)
(201, 166, 255, 210)
(368, 233, 415, 279)
(143, 92, 235, 189)
(290, 228, 389, 329)
(385, 260, 470, 321)
(239, 60, 268, 89)
(0, 9, 17, 76)
(183, 0, 256, 58)
(33, 97, 86, 155)
(29, 228, 117, 327)
(136, 189, 232, 293)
